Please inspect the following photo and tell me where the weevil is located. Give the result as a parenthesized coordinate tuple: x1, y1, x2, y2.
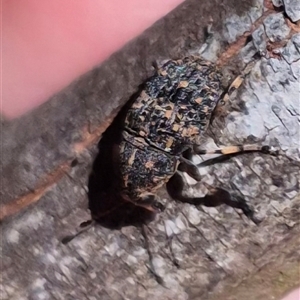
(104, 56, 277, 218)
(63, 56, 278, 282)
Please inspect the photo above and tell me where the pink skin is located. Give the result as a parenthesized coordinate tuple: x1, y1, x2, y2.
(282, 289, 300, 300)
(2, 0, 184, 119)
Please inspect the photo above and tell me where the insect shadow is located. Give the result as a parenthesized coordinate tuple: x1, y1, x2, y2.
(87, 89, 158, 230)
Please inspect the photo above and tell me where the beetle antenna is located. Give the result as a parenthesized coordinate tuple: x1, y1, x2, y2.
(61, 220, 95, 244)
(141, 224, 165, 286)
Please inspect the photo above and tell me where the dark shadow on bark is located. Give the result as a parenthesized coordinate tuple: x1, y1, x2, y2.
(87, 87, 157, 229)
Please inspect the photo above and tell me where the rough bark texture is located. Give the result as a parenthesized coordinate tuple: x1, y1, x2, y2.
(1, 0, 299, 299)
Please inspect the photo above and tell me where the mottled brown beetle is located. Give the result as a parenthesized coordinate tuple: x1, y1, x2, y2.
(63, 56, 278, 240)
(113, 56, 277, 218)
(63, 55, 278, 283)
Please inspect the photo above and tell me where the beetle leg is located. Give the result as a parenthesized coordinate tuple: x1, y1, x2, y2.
(167, 173, 259, 224)
(201, 184, 260, 224)
(139, 194, 166, 212)
(141, 224, 165, 286)
(193, 144, 278, 156)
(178, 156, 202, 181)
(61, 220, 95, 244)
(178, 144, 278, 181)
(198, 17, 214, 55)
(122, 193, 165, 213)
(214, 59, 258, 116)
(191, 144, 279, 167)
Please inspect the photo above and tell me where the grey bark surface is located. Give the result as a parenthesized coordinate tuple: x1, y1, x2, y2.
(1, 0, 300, 299)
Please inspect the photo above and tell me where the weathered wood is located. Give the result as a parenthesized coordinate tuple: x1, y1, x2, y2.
(1, 0, 299, 299)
